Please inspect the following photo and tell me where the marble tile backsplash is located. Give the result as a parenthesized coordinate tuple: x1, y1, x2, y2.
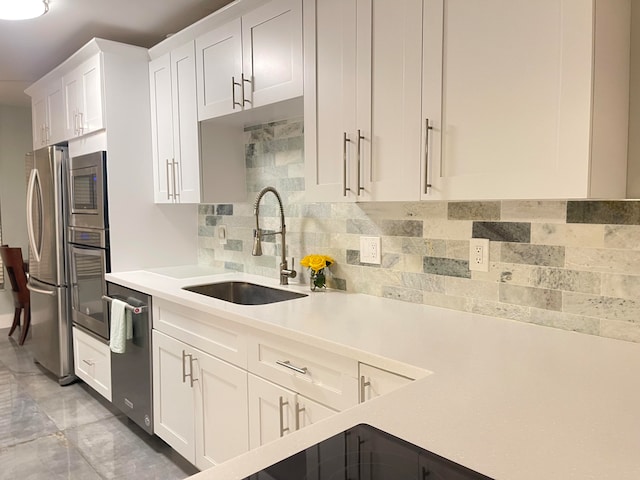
(198, 118, 640, 343)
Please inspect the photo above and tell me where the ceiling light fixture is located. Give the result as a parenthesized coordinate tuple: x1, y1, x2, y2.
(0, 0, 49, 21)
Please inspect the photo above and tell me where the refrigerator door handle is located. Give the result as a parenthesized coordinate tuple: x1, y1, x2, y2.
(26, 168, 43, 263)
(27, 279, 56, 296)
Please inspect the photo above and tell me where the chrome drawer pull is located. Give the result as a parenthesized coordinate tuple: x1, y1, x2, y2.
(82, 359, 95, 367)
(276, 360, 308, 375)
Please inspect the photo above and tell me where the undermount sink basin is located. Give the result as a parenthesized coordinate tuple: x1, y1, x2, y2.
(182, 281, 307, 305)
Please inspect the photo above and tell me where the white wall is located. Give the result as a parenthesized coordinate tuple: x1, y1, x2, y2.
(0, 105, 32, 327)
(628, 0, 640, 197)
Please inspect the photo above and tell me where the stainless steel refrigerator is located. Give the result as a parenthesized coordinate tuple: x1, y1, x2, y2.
(25, 146, 75, 385)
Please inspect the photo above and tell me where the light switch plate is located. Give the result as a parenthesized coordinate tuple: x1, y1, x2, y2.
(360, 236, 381, 264)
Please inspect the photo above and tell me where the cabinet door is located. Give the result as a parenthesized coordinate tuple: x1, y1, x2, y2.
(46, 82, 64, 145)
(63, 72, 81, 139)
(32, 94, 48, 148)
(72, 326, 112, 401)
(195, 350, 249, 469)
(295, 393, 336, 429)
(304, 0, 358, 202)
(248, 374, 296, 450)
(422, 0, 594, 200)
(196, 19, 243, 120)
(62, 55, 104, 139)
(170, 41, 201, 204)
(152, 330, 196, 464)
(358, 0, 424, 201)
(80, 54, 104, 135)
(149, 53, 175, 204)
(242, 0, 303, 109)
(359, 363, 413, 403)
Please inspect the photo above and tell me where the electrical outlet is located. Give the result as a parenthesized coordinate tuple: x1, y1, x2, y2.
(469, 238, 490, 272)
(360, 236, 381, 264)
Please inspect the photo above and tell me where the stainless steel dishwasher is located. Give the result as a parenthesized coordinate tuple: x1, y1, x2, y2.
(104, 282, 153, 434)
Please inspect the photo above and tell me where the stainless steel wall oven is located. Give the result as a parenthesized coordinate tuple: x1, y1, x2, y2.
(67, 151, 111, 340)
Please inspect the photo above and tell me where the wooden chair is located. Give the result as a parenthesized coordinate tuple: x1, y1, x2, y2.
(0, 246, 30, 345)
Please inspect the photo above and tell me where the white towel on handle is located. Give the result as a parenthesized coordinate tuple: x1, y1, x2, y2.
(109, 299, 132, 353)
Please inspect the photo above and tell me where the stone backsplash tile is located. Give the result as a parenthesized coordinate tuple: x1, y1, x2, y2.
(529, 267, 601, 294)
(448, 201, 501, 220)
(530, 223, 605, 248)
(501, 200, 567, 223)
(563, 292, 640, 322)
(499, 284, 562, 311)
(600, 273, 640, 301)
(347, 219, 423, 237)
(567, 201, 640, 225)
(565, 248, 640, 274)
(423, 257, 471, 279)
(196, 118, 640, 344)
(500, 243, 565, 267)
(604, 225, 640, 250)
(472, 221, 531, 242)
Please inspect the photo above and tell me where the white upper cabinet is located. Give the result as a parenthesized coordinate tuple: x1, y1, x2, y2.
(196, 0, 303, 121)
(306, 0, 630, 202)
(63, 54, 105, 139)
(149, 41, 201, 204)
(304, 0, 425, 203)
(422, 0, 630, 200)
(30, 78, 64, 149)
(195, 19, 243, 119)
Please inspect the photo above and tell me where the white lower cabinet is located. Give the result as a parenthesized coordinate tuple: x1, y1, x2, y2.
(72, 326, 112, 401)
(248, 374, 336, 449)
(359, 363, 413, 403)
(152, 330, 249, 469)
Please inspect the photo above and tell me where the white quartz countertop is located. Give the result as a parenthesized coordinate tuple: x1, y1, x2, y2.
(106, 267, 640, 479)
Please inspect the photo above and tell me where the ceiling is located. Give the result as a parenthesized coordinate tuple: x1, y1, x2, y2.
(0, 0, 234, 107)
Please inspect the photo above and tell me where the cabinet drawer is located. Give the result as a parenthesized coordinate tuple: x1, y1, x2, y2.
(153, 298, 247, 368)
(248, 332, 358, 411)
(72, 326, 112, 401)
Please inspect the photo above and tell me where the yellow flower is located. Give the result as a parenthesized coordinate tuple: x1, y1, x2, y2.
(300, 254, 334, 273)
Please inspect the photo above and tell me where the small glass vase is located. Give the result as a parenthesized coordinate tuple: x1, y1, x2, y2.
(309, 269, 326, 291)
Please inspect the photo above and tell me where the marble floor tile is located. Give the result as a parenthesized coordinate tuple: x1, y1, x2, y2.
(37, 383, 120, 431)
(0, 432, 102, 480)
(65, 416, 198, 480)
(0, 382, 59, 448)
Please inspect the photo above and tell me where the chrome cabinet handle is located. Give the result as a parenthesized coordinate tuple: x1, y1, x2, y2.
(241, 73, 252, 106)
(276, 360, 308, 375)
(295, 402, 305, 430)
(171, 159, 179, 199)
(77, 111, 84, 134)
(165, 159, 172, 200)
(343, 132, 351, 197)
(182, 350, 196, 387)
(278, 396, 289, 437)
(232, 76, 242, 109)
(82, 359, 95, 366)
(357, 129, 365, 195)
(360, 375, 371, 403)
(424, 118, 433, 194)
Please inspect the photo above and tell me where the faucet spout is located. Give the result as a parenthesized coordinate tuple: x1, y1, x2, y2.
(252, 187, 297, 285)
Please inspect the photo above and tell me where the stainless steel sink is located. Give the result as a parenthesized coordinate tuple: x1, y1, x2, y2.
(182, 281, 307, 305)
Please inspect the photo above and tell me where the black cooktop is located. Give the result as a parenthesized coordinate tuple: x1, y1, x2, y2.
(243, 423, 493, 480)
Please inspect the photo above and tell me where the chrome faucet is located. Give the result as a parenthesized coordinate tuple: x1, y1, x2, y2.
(252, 186, 297, 285)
